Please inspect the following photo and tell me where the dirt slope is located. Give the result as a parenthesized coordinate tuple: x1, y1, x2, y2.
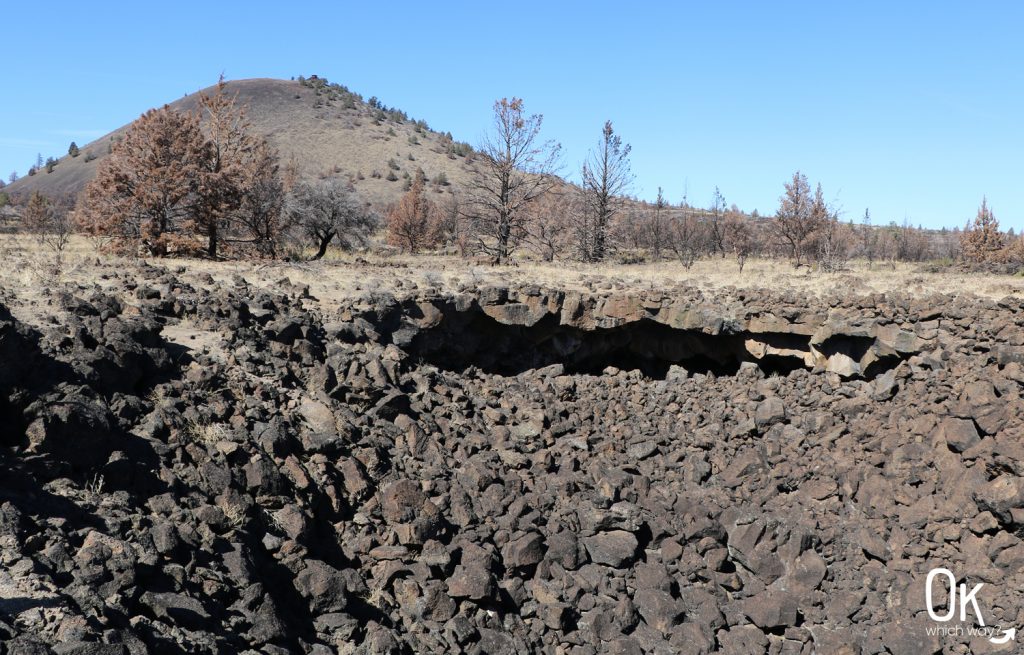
(5, 77, 477, 211)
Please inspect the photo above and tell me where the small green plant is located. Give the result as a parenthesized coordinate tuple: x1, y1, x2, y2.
(408, 134, 420, 146)
(85, 473, 106, 499)
(386, 127, 396, 137)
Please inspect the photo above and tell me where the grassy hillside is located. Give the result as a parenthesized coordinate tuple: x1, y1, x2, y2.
(6, 77, 479, 211)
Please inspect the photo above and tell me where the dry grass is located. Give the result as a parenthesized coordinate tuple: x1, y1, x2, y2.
(0, 234, 1020, 331)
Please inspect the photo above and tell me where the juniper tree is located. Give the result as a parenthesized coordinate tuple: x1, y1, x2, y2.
(770, 171, 825, 266)
(960, 198, 1004, 263)
(77, 105, 206, 255)
(386, 172, 438, 253)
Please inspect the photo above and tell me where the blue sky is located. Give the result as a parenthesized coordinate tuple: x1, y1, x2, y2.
(1, 1, 1021, 230)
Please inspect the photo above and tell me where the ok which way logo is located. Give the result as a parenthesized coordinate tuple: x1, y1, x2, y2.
(925, 568, 1016, 645)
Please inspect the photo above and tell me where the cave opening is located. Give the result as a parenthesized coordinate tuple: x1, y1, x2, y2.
(403, 311, 862, 380)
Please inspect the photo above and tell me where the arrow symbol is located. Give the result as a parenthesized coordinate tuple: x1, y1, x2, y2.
(990, 627, 1016, 644)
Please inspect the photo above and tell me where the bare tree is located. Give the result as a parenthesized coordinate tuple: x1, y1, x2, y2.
(859, 208, 877, 267)
(433, 192, 468, 256)
(724, 208, 754, 272)
(615, 203, 647, 252)
(23, 191, 73, 267)
(643, 187, 668, 259)
(285, 179, 378, 259)
(666, 206, 707, 269)
(817, 215, 852, 272)
(578, 121, 632, 262)
(526, 186, 578, 261)
(707, 187, 727, 257)
(233, 140, 285, 258)
(463, 98, 561, 263)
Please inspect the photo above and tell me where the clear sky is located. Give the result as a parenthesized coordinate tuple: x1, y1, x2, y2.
(1, 1, 1021, 230)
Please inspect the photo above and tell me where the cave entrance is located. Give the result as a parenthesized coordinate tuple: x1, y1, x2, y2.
(404, 312, 851, 380)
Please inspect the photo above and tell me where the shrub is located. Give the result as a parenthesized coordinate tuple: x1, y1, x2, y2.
(285, 178, 378, 259)
(960, 198, 1005, 264)
(386, 174, 440, 252)
(386, 170, 399, 182)
(68, 142, 80, 158)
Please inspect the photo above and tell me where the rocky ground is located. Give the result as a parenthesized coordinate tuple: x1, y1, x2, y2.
(1, 263, 1023, 654)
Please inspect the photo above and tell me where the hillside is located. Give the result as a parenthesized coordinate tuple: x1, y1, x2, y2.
(5, 77, 478, 211)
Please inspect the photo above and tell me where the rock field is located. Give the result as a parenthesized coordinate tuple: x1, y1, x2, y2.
(1, 264, 1023, 654)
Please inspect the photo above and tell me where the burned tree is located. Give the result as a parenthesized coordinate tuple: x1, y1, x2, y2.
(960, 198, 1004, 264)
(234, 139, 285, 258)
(724, 209, 754, 271)
(578, 121, 632, 262)
(77, 79, 284, 258)
(526, 186, 579, 262)
(386, 171, 439, 253)
(770, 171, 824, 266)
(76, 105, 206, 256)
(195, 78, 283, 258)
(464, 98, 561, 263)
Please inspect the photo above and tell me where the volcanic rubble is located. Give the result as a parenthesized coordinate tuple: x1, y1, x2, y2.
(0, 267, 1023, 654)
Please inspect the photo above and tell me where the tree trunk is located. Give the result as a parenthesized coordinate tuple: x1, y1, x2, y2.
(497, 213, 511, 263)
(208, 222, 218, 258)
(311, 230, 334, 260)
